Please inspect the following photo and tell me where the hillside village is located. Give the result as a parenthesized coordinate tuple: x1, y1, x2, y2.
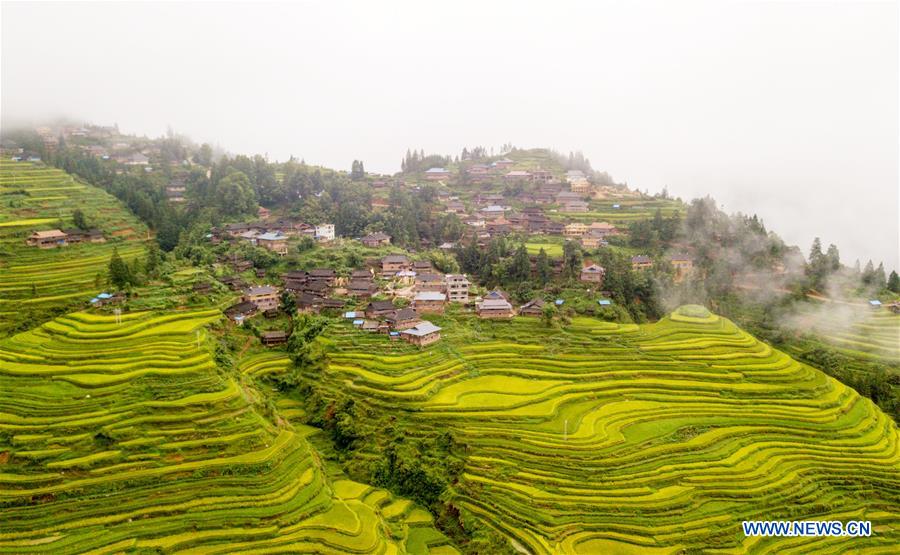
(3, 2, 898, 552)
(2, 122, 899, 555)
(4, 123, 898, 354)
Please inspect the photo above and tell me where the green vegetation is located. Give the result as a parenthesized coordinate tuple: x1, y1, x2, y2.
(0, 161, 148, 336)
(0, 309, 456, 553)
(283, 307, 900, 553)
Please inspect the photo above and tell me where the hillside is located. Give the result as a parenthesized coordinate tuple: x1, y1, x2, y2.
(0, 161, 148, 336)
(0, 309, 456, 553)
(297, 306, 900, 553)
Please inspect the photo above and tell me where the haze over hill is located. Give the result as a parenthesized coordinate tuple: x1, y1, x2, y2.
(2, 0, 897, 270)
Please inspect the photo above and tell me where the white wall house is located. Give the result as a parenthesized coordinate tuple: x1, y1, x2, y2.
(315, 223, 335, 242)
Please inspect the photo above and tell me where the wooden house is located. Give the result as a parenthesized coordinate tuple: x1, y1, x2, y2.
(260, 330, 288, 346)
(225, 301, 258, 322)
(361, 232, 391, 247)
(347, 280, 378, 298)
(282, 270, 308, 291)
(519, 298, 545, 317)
(414, 273, 444, 293)
(381, 254, 411, 276)
(631, 255, 653, 271)
(561, 201, 589, 213)
(668, 254, 694, 282)
(257, 232, 288, 255)
(400, 321, 442, 347)
(365, 300, 396, 319)
(243, 285, 280, 311)
(62, 228, 105, 244)
(580, 263, 606, 284)
(26, 229, 67, 248)
(425, 167, 450, 180)
(413, 291, 447, 314)
(476, 298, 515, 319)
(386, 307, 422, 330)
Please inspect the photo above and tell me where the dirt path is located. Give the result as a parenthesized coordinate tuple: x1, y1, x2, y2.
(237, 336, 254, 359)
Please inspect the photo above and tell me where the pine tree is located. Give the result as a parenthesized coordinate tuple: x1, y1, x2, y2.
(874, 262, 887, 289)
(825, 244, 841, 271)
(809, 237, 823, 263)
(510, 244, 531, 283)
(145, 242, 161, 278)
(72, 208, 88, 231)
(536, 248, 552, 286)
(108, 247, 131, 290)
(562, 241, 582, 280)
(887, 270, 900, 293)
(862, 260, 875, 285)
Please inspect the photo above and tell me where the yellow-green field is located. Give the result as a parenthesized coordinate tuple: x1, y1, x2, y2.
(0, 309, 456, 554)
(0, 161, 148, 335)
(805, 305, 900, 362)
(307, 306, 900, 554)
(549, 198, 683, 224)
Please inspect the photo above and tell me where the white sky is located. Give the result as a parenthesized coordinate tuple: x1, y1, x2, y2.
(2, 0, 898, 270)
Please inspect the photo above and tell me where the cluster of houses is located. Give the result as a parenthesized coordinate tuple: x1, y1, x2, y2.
(25, 228, 106, 249)
(436, 185, 621, 248)
(379, 253, 470, 303)
(213, 218, 335, 255)
(216, 248, 638, 349)
(350, 301, 443, 346)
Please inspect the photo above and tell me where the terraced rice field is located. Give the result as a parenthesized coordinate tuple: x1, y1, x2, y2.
(550, 199, 683, 225)
(805, 306, 900, 363)
(0, 161, 148, 335)
(312, 306, 900, 553)
(0, 309, 456, 553)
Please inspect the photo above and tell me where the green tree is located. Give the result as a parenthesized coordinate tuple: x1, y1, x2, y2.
(874, 262, 887, 289)
(509, 244, 531, 283)
(281, 290, 296, 315)
(562, 241, 582, 280)
(144, 242, 162, 278)
(297, 236, 316, 253)
(350, 160, 365, 180)
(541, 303, 556, 327)
(280, 314, 330, 386)
(862, 260, 876, 285)
(195, 143, 213, 166)
(215, 171, 256, 216)
(72, 208, 89, 230)
(887, 270, 900, 293)
(108, 247, 132, 290)
(535, 248, 552, 286)
(825, 244, 841, 271)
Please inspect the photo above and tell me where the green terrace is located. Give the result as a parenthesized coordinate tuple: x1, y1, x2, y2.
(0, 309, 457, 554)
(294, 306, 900, 554)
(0, 161, 148, 336)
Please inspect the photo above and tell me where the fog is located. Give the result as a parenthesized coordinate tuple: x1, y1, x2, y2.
(2, 1, 897, 270)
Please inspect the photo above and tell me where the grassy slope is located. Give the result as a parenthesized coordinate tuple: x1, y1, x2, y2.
(306, 306, 900, 554)
(0, 161, 148, 336)
(0, 309, 456, 554)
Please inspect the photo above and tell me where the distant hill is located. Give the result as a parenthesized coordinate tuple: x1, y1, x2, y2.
(0, 161, 148, 336)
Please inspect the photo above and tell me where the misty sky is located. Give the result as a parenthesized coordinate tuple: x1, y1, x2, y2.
(2, 1, 898, 270)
